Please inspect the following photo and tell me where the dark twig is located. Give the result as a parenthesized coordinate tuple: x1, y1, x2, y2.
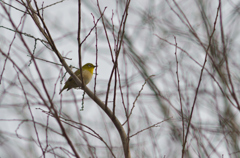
(130, 118, 172, 138)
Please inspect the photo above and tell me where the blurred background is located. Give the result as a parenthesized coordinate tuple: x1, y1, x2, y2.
(1, 0, 240, 157)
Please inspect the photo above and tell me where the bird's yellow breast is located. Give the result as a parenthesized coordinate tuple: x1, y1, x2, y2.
(81, 69, 93, 85)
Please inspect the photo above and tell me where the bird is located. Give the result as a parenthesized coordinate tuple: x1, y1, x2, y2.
(59, 63, 96, 94)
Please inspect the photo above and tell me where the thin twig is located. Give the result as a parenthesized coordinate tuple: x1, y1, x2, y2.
(174, 36, 185, 145)
(122, 75, 155, 126)
(130, 118, 172, 138)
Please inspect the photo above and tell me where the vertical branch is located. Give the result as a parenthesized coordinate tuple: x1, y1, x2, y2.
(113, 65, 118, 117)
(92, 13, 98, 95)
(78, 0, 83, 83)
(174, 36, 185, 151)
(181, 1, 220, 157)
(44, 114, 50, 155)
(105, 0, 131, 108)
(118, 50, 127, 116)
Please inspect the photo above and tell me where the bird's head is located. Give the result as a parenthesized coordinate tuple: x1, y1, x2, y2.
(82, 63, 96, 73)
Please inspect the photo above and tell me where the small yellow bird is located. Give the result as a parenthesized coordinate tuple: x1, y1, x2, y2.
(59, 63, 96, 94)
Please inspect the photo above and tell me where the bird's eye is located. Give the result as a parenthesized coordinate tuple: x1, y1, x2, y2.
(88, 64, 91, 67)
